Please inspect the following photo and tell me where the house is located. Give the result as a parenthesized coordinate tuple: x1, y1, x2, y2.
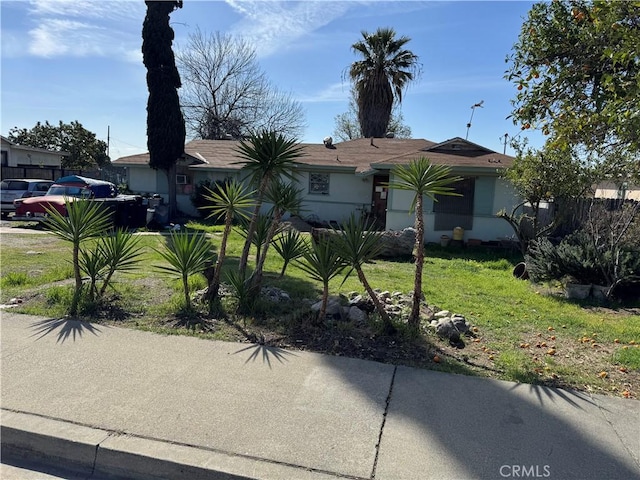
(1, 135, 69, 180)
(112, 136, 520, 243)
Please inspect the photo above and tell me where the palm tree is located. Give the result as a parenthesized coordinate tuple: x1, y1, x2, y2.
(386, 157, 462, 332)
(155, 230, 213, 312)
(273, 229, 306, 277)
(43, 199, 112, 315)
(332, 214, 395, 333)
(234, 130, 305, 277)
(295, 237, 345, 324)
(200, 179, 255, 302)
(250, 180, 304, 291)
(349, 27, 420, 138)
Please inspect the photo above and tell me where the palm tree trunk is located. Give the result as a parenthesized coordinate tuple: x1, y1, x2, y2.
(70, 243, 82, 315)
(205, 213, 232, 302)
(250, 209, 283, 291)
(356, 266, 394, 329)
(316, 283, 329, 325)
(183, 273, 191, 310)
(409, 195, 425, 331)
(238, 177, 269, 277)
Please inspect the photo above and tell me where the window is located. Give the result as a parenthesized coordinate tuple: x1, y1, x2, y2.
(433, 177, 475, 230)
(176, 174, 188, 185)
(309, 173, 329, 194)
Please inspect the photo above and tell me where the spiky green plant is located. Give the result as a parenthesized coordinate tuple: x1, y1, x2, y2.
(250, 180, 304, 290)
(200, 179, 255, 302)
(295, 237, 346, 323)
(332, 214, 394, 332)
(42, 198, 112, 315)
(273, 229, 306, 277)
(386, 157, 462, 332)
(154, 230, 213, 311)
(234, 130, 305, 277)
(237, 213, 275, 269)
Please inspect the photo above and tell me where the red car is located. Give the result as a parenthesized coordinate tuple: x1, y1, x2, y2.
(13, 175, 118, 221)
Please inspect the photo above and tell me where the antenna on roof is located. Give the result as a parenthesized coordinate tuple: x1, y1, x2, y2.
(465, 100, 484, 140)
(500, 133, 509, 154)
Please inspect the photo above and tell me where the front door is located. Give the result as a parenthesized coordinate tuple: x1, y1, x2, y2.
(371, 174, 389, 230)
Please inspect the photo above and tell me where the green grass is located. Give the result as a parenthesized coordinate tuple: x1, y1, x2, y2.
(2, 225, 638, 396)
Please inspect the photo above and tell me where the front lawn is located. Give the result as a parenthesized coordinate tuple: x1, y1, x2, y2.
(1, 223, 638, 399)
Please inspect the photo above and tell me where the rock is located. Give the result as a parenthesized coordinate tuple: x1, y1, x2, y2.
(377, 228, 416, 258)
(261, 286, 290, 303)
(451, 314, 470, 334)
(434, 310, 451, 319)
(435, 318, 461, 342)
(347, 306, 368, 324)
(311, 296, 343, 319)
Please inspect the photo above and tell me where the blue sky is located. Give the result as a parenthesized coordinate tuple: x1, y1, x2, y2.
(1, 0, 544, 161)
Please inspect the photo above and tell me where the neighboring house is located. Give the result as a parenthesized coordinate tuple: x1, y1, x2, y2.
(112, 136, 520, 243)
(1, 135, 69, 180)
(594, 181, 640, 201)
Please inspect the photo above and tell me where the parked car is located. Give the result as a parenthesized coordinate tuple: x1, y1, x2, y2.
(0, 179, 54, 218)
(13, 175, 146, 227)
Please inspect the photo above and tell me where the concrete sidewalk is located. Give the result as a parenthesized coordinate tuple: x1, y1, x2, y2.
(1, 312, 639, 480)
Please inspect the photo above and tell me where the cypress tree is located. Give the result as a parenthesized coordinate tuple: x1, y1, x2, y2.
(142, 1, 185, 217)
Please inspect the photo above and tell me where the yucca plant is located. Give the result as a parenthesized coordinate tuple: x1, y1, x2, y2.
(225, 269, 259, 316)
(79, 229, 142, 303)
(386, 157, 462, 332)
(200, 179, 255, 302)
(332, 214, 394, 332)
(234, 130, 305, 277)
(97, 229, 143, 297)
(273, 229, 306, 277)
(154, 230, 213, 311)
(250, 180, 304, 291)
(295, 237, 346, 324)
(237, 213, 275, 269)
(43, 198, 112, 315)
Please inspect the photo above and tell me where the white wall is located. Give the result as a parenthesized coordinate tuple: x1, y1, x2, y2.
(294, 170, 372, 223)
(128, 166, 158, 194)
(385, 175, 522, 243)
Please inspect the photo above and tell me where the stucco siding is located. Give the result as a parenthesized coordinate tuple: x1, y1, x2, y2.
(295, 171, 372, 223)
(128, 166, 158, 194)
(386, 175, 522, 243)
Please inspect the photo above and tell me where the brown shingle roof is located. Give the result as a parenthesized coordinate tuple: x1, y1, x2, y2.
(113, 137, 513, 172)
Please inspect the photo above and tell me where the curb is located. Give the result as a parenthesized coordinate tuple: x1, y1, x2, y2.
(1, 411, 344, 480)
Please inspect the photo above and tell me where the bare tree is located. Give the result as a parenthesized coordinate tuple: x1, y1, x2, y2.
(177, 29, 306, 140)
(333, 88, 412, 142)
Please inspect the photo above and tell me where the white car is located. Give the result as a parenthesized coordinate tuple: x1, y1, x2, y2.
(0, 179, 54, 218)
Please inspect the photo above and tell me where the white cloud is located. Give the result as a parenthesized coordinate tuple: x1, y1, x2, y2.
(29, 0, 143, 21)
(297, 81, 350, 103)
(28, 19, 108, 57)
(224, 1, 355, 57)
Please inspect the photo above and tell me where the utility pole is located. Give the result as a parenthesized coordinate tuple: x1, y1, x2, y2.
(500, 133, 509, 154)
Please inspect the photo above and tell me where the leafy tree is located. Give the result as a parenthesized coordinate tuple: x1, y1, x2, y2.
(506, 0, 640, 175)
(250, 180, 304, 291)
(333, 88, 412, 141)
(295, 237, 345, 324)
(234, 130, 305, 277)
(386, 158, 461, 332)
(155, 230, 212, 311)
(177, 29, 306, 140)
(8, 121, 109, 169)
(199, 179, 255, 302)
(349, 27, 420, 138)
(142, 0, 186, 217)
(43, 199, 112, 315)
(498, 140, 594, 255)
(332, 214, 394, 333)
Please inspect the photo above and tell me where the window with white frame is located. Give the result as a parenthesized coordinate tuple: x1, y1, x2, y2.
(309, 173, 329, 194)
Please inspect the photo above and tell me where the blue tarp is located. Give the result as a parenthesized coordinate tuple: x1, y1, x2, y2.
(54, 176, 116, 198)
